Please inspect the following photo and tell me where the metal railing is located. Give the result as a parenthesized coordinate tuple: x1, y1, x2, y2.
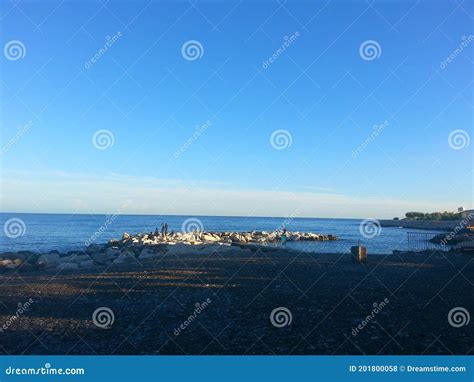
(406, 232, 448, 252)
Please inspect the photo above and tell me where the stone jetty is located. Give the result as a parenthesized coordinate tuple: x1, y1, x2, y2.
(118, 230, 336, 246)
(0, 230, 336, 273)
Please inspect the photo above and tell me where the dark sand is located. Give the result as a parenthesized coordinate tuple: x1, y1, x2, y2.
(0, 247, 472, 355)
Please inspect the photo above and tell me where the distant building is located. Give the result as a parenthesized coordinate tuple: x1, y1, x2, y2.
(458, 206, 464, 212)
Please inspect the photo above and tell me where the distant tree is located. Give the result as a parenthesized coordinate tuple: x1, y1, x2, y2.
(404, 211, 462, 221)
(393, 217, 399, 220)
(405, 212, 425, 220)
(428, 212, 442, 221)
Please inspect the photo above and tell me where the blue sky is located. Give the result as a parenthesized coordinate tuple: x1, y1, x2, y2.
(1, 0, 472, 218)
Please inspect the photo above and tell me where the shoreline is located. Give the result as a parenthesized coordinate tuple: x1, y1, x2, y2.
(0, 230, 337, 273)
(379, 219, 459, 231)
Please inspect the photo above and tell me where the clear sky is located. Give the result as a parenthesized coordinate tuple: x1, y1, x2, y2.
(1, 0, 472, 218)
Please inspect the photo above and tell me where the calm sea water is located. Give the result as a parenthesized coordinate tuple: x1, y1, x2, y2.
(0, 213, 442, 254)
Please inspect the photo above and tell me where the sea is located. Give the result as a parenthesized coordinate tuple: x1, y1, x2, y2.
(0, 213, 444, 255)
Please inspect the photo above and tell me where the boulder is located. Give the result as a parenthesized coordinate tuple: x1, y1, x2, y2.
(106, 247, 121, 256)
(85, 244, 102, 254)
(138, 249, 158, 260)
(79, 260, 95, 268)
(113, 251, 136, 264)
(0, 259, 14, 268)
(57, 262, 79, 271)
(37, 253, 61, 268)
(202, 234, 220, 242)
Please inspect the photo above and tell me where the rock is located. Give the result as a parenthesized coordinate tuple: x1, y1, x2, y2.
(71, 254, 91, 263)
(79, 260, 95, 268)
(106, 247, 121, 256)
(113, 251, 136, 264)
(90, 250, 116, 265)
(86, 244, 102, 254)
(57, 262, 79, 271)
(37, 253, 61, 268)
(0, 259, 14, 267)
(202, 234, 220, 242)
(122, 233, 130, 240)
(138, 249, 158, 260)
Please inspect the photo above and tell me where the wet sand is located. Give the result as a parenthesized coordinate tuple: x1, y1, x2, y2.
(0, 247, 472, 355)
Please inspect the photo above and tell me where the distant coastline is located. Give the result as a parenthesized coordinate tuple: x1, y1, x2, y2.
(379, 219, 458, 231)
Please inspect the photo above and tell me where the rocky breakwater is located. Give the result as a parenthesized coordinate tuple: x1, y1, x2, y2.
(0, 230, 336, 273)
(118, 230, 337, 246)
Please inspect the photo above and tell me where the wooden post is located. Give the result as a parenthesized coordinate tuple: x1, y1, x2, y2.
(351, 245, 367, 263)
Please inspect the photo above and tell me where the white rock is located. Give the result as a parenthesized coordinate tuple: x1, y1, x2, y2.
(0, 259, 14, 267)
